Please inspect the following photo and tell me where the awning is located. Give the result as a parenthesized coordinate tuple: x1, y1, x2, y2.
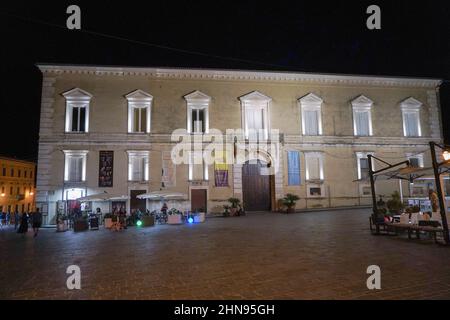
(136, 190, 187, 200)
(77, 191, 130, 201)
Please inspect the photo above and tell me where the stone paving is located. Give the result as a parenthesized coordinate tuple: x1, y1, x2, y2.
(1, 208, 450, 300)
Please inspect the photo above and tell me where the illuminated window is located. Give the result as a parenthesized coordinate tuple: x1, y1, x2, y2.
(305, 152, 324, 181)
(400, 97, 422, 137)
(351, 95, 373, 136)
(356, 152, 374, 180)
(127, 151, 149, 182)
(239, 91, 271, 139)
(299, 93, 323, 136)
(184, 91, 211, 134)
(62, 88, 92, 133)
(63, 150, 88, 182)
(189, 151, 208, 181)
(287, 151, 301, 185)
(126, 90, 153, 134)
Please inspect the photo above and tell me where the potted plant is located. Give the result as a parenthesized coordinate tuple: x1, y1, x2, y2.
(228, 197, 241, 216)
(193, 208, 206, 223)
(223, 205, 230, 217)
(73, 215, 89, 232)
(141, 211, 155, 227)
(103, 213, 113, 229)
(56, 213, 68, 232)
(282, 193, 300, 213)
(167, 208, 183, 224)
(386, 191, 404, 215)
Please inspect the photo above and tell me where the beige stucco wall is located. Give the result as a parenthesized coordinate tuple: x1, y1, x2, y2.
(35, 66, 443, 224)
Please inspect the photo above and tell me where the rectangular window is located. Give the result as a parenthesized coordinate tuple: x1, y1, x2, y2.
(64, 151, 88, 182)
(303, 109, 320, 135)
(359, 158, 369, 180)
(71, 106, 86, 132)
(309, 187, 322, 196)
(305, 153, 323, 181)
(10, 169, 13, 177)
(287, 151, 301, 185)
(127, 151, 149, 182)
(68, 157, 83, 182)
(132, 107, 147, 133)
(191, 109, 206, 133)
(403, 111, 420, 137)
(24, 171, 27, 178)
(189, 151, 207, 181)
(2, 168, 5, 176)
(10, 186, 13, 195)
(354, 110, 370, 136)
(409, 158, 420, 168)
(18, 170, 21, 178)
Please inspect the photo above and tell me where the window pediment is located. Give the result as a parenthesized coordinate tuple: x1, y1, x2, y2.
(125, 89, 153, 102)
(239, 91, 272, 103)
(184, 90, 211, 104)
(299, 93, 323, 106)
(351, 95, 373, 108)
(62, 88, 93, 102)
(400, 97, 422, 110)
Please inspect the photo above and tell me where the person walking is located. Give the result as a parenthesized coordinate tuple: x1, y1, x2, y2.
(14, 211, 19, 230)
(32, 208, 42, 238)
(5, 211, 10, 226)
(17, 212, 29, 237)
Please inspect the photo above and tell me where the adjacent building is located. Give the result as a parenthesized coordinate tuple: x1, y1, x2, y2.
(0, 157, 36, 213)
(36, 64, 444, 225)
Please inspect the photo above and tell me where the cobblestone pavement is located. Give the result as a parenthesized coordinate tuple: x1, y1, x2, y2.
(1, 208, 450, 300)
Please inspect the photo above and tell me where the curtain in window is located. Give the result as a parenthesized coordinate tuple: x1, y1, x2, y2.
(246, 108, 264, 131)
(71, 106, 86, 132)
(404, 112, 419, 136)
(355, 111, 369, 136)
(304, 110, 319, 135)
(360, 158, 369, 180)
(307, 157, 320, 180)
(131, 157, 143, 181)
(69, 157, 83, 182)
(287, 151, 301, 185)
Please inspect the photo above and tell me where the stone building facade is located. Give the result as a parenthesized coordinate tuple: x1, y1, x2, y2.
(0, 157, 36, 214)
(36, 65, 443, 224)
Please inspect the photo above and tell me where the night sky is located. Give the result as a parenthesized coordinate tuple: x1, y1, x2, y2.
(0, 1, 449, 162)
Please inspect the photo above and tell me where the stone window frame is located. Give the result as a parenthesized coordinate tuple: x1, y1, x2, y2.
(62, 88, 92, 133)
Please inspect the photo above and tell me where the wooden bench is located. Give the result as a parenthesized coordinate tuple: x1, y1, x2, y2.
(384, 222, 445, 244)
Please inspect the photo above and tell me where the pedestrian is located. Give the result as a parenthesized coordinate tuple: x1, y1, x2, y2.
(32, 208, 42, 238)
(5, 211, 10, 226)
(14, 210, 19, 230)
(17, 212, 29, 237)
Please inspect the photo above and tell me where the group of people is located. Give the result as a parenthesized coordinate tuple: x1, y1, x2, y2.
(0, 209, 42, 237)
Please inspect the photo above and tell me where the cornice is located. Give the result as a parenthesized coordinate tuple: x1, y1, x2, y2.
(37, 64, 442, 88)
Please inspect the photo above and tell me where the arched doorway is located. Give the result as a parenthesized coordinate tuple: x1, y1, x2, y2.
(242, 160, 272, 211)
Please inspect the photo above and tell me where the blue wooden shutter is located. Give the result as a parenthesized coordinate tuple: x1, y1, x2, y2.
(288, 151, 301, 185)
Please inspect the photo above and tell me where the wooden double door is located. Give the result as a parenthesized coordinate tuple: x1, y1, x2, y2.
(242, 160, 272, 211)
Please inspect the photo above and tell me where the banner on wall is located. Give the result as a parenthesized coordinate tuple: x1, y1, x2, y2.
(214, 150, 229, 187)
(99, 151, 114, 187)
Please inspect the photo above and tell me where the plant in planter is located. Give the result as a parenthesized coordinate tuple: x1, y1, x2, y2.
(167, 208, 183, 224)
(227, 197, 241, 216)
(282, 193, 300, 213)
(103, 213, 113, 228)
(140, 211, 155, 227)
(223, 205, 230, 217)
(386, 191, 404, 215)
(56, 213, 68, 232)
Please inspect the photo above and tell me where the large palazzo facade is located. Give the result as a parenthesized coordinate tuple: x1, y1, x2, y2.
(36, 64, 444, 224)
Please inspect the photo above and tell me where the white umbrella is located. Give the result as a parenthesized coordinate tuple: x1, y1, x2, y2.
(136, 190, 187, 200)
(77, 191, 129, 201)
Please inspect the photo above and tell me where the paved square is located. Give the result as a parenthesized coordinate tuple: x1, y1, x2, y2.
(1, 208, 450, 300)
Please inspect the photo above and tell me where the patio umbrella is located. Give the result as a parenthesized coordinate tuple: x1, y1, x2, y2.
(136, 190, 187, 200)
(77, 191, 130, 201)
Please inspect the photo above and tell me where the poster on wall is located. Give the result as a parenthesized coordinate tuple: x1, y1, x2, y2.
(99, 151, 114, 187)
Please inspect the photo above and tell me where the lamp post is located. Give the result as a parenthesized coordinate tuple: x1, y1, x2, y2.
(429, 141, 450, 245)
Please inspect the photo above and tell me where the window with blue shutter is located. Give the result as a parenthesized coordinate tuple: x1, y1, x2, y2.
(287, 151, 301, 185)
